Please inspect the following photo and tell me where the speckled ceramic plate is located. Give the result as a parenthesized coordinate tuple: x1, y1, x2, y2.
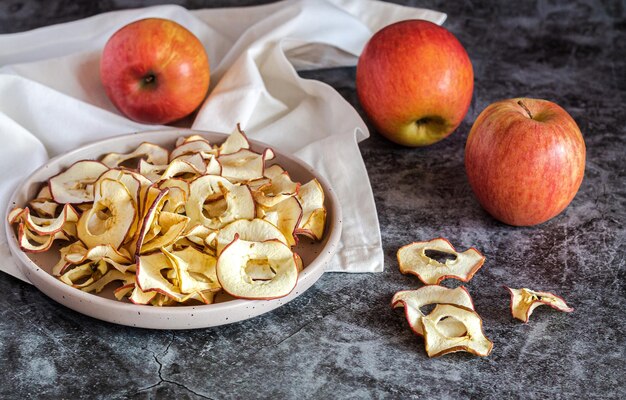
(5, 129, 342, 330)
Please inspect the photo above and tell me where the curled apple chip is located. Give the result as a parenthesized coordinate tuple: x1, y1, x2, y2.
(397, 238, 485, 285)
(392, 286, 475, 337)
(421, 304, 493, 357)
(506, 287, 574, 323)
(9, 204, 79, 236)
(170, 139, 215, 161)
(101, 142, 169, 168)
(296, 179, 326, 240)
(257, 196, 302, 247)
(140, 212, 189, 254)
(77, 179, 137, 249)
(164, 247, 220, 294)
(171, 153, 208, 174)
(219, 124, 250, 155)
(218, 148, 274, 182)
(49, 160, 109, 204)
(253, 169, 300, 207)
(18, 223, 69, 253)
(215, 218, 288, 255)
(29, 198, 59, 218)
(216, 236, 298, 299)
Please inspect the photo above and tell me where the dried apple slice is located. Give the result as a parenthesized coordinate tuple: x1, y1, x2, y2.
(10, 204, 79, 236)
(257, 196, 302, 247)
(171, 153, 207, 173)
(253, 170, 300, 208)
(170, 139, 215, 161)
(163, 247, 220, 294)
(132, 188, 169, 255)
(64, 244, 134, 273)
(136, 251, 181, 297)
(129, 285, 158, 305)
(296, 179, 326, 240)
(140, 212, 189, 254)
(101, 142, 169, 168)
(76, 179, 137, 249)
(95, 169, 142, 203)
(159, 159, 204, 181)
(186, 175, 255, 229)
(217, 148, 274, 182)
(216, 236, 298, 299)
(49, 160, 109, 204)
(215, 218, 288, 255)
(397, 238, 485, 285)
(421, 304, 493, 357)
(80, 269, 135, 293)
(29, 198, 59, 218)
(506, 287, 574, 323)
(392, 286, 475, 337)
(18, 223, 68, 253)
(219, 124, 250, 155)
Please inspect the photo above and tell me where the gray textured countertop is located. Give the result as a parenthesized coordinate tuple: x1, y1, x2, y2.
(1, 1, 624, 399)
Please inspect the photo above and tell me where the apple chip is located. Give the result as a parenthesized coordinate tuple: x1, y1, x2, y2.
(186, 175, 255, 229)
(170, 139, 215, 161)
(253, 169, 300, 208)
(140, 212, 190, 254)
(80, 269, 135, 294)
(101, 142, 169, 168)
(64, 244, 134, 273)
(49, 160, 109, 204)
(171, 153, 208, 174)
(9, 204, 79, 236)
(506, 287, 574, 323)
(296, 179, 326, 240)
(392, 286, 475, 337)
(216, 236, 298, 299)
(18, 223, 69, 253)
(219, 124, 250, 155)
(397, 238, 485, 285)
(76, 179, 137, 249)
(218, 149, 275, 182)
(421, 304, 493, 357)
(215, 218, 288, 254)
(95, 169, 142, 204)
(29, 198, 59, 218)
(257, 196, 302, 247)
(163, 247, 220, 294)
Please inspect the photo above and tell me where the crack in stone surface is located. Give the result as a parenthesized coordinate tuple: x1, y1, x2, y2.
(132, 333, 215, 399)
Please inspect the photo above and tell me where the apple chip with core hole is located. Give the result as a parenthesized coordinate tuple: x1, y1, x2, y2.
(77, 179, 137, 249)
(49, 160, 109, 204)
(217, 236, 298, 300)
(506, 287, 574, 323)
(218, 149, 274, 182)
(397, 238, 485, 284)
(421, 304, 493, 357)
(186, 175, 254, 229)
(392, 286, 475, 337)
(9, 204, 79, 236)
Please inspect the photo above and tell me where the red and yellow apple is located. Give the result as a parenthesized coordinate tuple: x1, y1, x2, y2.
(356, 20, 473, 147)
(465, 98, 586, 226)
(100, 18, 210, 125)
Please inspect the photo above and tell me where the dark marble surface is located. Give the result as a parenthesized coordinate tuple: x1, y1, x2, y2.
(1, 0, 624, 399)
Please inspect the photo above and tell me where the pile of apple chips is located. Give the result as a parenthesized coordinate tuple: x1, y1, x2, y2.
(8, 127, 326, 306)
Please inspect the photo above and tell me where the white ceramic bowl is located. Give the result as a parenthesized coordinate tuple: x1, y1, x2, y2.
(5, 129, 342, 329)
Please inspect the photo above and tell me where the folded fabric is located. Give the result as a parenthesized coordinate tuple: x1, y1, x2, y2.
(0, 0, 445, 282)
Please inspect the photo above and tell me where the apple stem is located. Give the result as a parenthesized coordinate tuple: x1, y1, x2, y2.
(518, 100, 533, 119)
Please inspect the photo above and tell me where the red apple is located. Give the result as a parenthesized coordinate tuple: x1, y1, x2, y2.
(465, 98, 586, 226)
(356, 20, 473, 147)
(100, 18, 210, 125)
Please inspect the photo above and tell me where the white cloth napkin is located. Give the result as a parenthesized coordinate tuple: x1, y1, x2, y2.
(0, 0, 445, 282)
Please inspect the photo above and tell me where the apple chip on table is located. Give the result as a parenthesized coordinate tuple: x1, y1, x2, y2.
(7, 126, 327, 306)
